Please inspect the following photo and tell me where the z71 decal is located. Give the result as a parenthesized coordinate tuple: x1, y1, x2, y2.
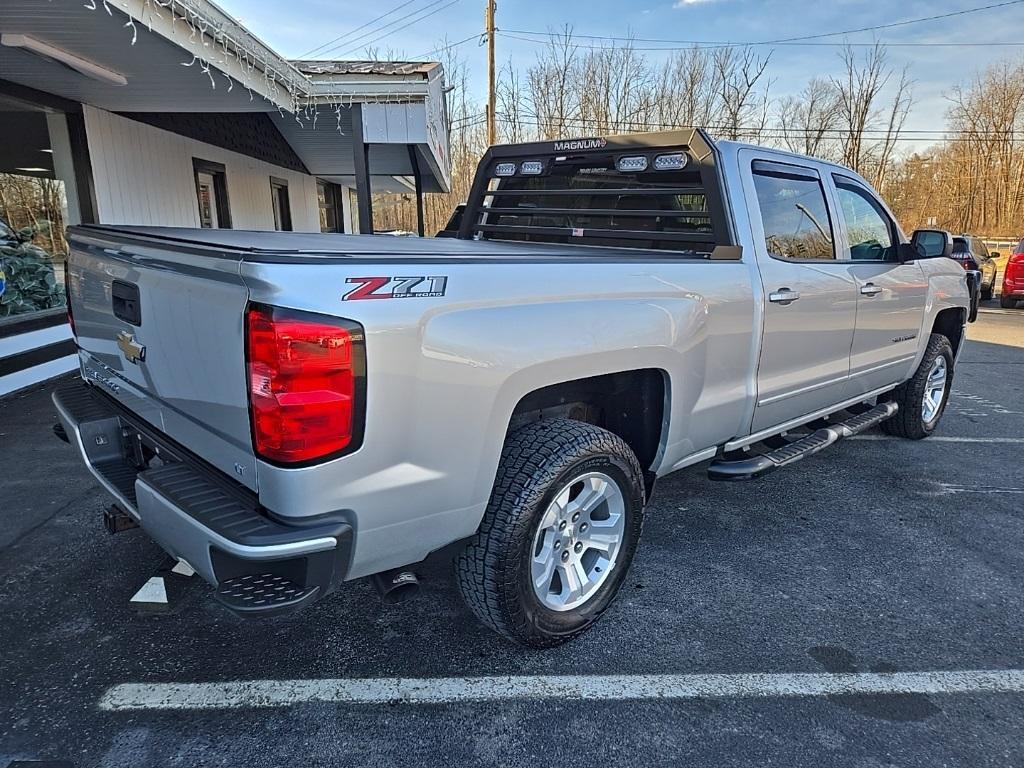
(343, 275, 448, 301)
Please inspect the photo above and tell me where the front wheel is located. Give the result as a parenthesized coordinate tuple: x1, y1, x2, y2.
(881, 333, 954, 439)
(455, 419, 645, 648)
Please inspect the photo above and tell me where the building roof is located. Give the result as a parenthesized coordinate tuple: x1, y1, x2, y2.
(0, 0, 451, 191)
(291, 61, 441, 78)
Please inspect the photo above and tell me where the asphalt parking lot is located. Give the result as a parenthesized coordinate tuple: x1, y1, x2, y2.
(1, 306, 1022, 768)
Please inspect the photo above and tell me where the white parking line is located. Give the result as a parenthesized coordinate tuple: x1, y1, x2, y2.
(850, 435, 1022, 443)
(932, 483, 1024, 496)
(99, 669, 1024, 711)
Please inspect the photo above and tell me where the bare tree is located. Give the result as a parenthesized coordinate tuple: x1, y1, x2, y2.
(496, 58, 525, 143)
(776, 77, 842, 158)
(714, 47, 772, 141)
(525, 26, 581, 138)
(946, 58, 1024, 232)
(372, 33, 1024, 241)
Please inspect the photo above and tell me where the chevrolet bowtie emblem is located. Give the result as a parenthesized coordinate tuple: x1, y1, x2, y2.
(117, 330, 146, 364)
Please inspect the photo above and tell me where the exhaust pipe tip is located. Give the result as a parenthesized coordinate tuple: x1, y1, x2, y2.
(370, 568, 420, 604)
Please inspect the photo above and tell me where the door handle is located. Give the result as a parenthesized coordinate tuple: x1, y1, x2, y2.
(860, 283, 883, 296)
(768, 288, 800, 305)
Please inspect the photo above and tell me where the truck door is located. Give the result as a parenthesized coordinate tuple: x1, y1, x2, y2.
(828, 174, 927, 396)
(743, 155, 858, 433)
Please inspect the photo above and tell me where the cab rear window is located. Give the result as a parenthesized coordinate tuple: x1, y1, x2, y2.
(470, 151, 714, 253)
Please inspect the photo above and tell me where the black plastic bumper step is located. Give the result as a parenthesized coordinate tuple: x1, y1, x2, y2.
(214, 573, 320, 617)
(708, 401, 898, 481)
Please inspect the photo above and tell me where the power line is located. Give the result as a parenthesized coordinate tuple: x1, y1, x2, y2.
(451, 110, 486, 125)
(500, 31, 1024, 50)
(501, 0, 1024, 49)
(298, 0, 425, 58)
(494, 114, 1024, 143)
(761, 0, 1024, 44)
(315, 0, 452, 60)
(323, 0, 451, 58)
(410, 33, 480, 61)
(331, 0, 462, 59)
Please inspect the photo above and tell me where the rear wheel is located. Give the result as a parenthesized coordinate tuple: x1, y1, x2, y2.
(1001, 294, 1017, 309)
(881, 333, 954, 439)
(455, 419, 645, 648)
(981, 283, 994, 301)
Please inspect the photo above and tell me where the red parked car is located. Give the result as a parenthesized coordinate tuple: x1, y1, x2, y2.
(1002, 239, 1024, 308)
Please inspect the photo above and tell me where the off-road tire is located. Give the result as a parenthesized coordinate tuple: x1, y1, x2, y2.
(455, 419, 645, 648)
(881, 333, 954, 439)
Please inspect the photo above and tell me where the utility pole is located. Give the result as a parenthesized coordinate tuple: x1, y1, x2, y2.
(486, 0, 496, 146)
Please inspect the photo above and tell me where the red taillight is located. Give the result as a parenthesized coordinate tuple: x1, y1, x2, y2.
(245, 304, 364, 464)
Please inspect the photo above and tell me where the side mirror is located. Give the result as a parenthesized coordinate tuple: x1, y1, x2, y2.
(991, 251, 1001, 259)
(897, 242, 923, 263)
(909, 228, 953, 261)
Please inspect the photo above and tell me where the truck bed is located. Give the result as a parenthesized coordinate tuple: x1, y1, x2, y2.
(74, 225, 711, 262)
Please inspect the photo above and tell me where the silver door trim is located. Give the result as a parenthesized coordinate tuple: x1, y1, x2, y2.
(856, 354, 916, 377)
(757, 372, 849, 406)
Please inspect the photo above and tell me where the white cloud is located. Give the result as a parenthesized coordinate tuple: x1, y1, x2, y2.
(673, 0, 719, 6)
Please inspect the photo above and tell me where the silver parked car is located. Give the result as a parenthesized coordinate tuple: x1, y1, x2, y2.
(55, 130, 973, 647)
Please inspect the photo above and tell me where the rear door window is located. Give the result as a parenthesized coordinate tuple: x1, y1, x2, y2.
(751, 164, 835, 261)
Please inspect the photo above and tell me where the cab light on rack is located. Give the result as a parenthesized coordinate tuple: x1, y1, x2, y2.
(494, 162, 517, 177)
(616, 156, 648, 172)
(654, 153, 688, 171)
(520, 160, 544, 175)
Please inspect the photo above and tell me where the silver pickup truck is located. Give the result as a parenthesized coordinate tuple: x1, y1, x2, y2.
(55, 129, 975, 647)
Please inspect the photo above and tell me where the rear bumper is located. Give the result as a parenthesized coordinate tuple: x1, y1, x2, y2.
(53, 380, 352, 615)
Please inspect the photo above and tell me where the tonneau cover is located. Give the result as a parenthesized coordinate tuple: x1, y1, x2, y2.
(72, 225, 705, 262)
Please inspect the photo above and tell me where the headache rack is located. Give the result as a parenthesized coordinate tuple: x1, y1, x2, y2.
(457, 129, 738, 259)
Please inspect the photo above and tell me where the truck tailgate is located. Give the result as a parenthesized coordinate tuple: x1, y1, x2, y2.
(67, 228, 257, 491)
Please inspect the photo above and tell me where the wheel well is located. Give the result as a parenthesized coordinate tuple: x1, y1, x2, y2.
(508, 369, 667, 478)
(932, 307, 966, 356)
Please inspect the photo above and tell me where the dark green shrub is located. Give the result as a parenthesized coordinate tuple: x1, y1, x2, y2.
(0, 227, 66, 318)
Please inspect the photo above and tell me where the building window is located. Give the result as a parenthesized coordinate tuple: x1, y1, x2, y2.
(192, 158, 231, 229)
(317, 180, 342, 233)
(270, 177, 292, 232)
(0, 106, 75, 326)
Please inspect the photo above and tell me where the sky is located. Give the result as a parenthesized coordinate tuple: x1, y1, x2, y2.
(219, 0, 1024, 144)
